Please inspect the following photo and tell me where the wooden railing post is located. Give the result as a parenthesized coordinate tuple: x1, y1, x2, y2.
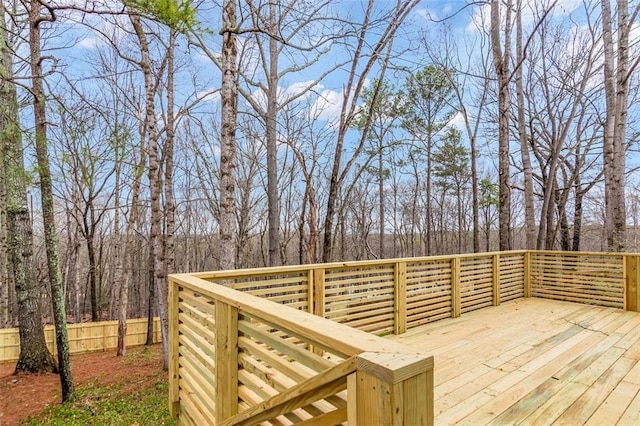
(524, 251, 531, 298)
(624, 255, 640, 312)
(452, 257, 461, 318)
(215, 301, 239, 423)
(493, 253, 501, 306)
(394, 262, 407, 335)
(347, 352, 434, 425)
(313, 268, 325, 319)
(168, 277, 180, 420)
(307, 269, 315, 315)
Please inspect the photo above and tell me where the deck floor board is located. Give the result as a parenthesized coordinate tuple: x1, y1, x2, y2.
(386, 298, 640, 425)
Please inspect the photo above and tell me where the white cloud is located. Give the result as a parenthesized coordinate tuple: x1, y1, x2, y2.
(249, 80, 325, 111)
(416, 8, 438, 21)
(310, 89, 343, 124)
(284, 80, 322, 101)
(75, 14, 131, 50)
(449, 111, 466, 132)
(196, 89, 220, 104)
(466, 0, 582, 33)
(78, 36, 100, 49)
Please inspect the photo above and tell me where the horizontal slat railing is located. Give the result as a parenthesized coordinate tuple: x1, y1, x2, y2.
(169, 250, 640, 424)
(529, 251, 625, 309)
(191, 251, 529, 335)
(169, 273, 434, 425)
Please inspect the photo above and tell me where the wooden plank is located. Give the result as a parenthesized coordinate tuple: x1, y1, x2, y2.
(307, 269, 314, 315)
(585, 380, 639, 425)
(493, 254, 500, 306)
(313, 268, 325, 319)
(451, 258, 460, 318)
(352, 352, 434, 426)
(239, 319, 334, 372)
(625, 255, 640, 311)
(220, 357, 356, 426)
(394, 261, 407, 335)
(619, 388, 640, 424)
(168, 279, 181, 419)
(554, 356, 636, 424)
(170, 273, 421, 357)
(215, 302, 239, 423)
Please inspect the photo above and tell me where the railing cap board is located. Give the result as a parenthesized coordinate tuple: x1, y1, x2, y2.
(531, 250, 634, 257)
(356, 351, 434, 384)
(188, 251, 530, 280)
(169, 273, 421, 357)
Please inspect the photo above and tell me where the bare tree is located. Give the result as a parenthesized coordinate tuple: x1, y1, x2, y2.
(24, 0, 74, 400)
(490, 0, 513, 251)
(601, 0, 637, 251)
(322, 0, 420, 262)
(219, 0, 238, 271)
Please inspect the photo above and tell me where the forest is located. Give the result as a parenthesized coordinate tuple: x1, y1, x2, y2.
(0, 0, 639, 401)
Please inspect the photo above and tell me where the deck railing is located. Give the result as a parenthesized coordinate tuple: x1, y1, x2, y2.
(168, 250, 640, 425)
(169, 273, 433, 425)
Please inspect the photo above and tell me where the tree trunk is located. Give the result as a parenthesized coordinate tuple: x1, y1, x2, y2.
(85, 215, 98, 322)
(490, 0, 513, 251)
(515, 0, 536, 249)
(117, 129, 147, 356)
(602, 0, 629, 251)
(378, 146, 385, 258)
(219, 0, 238, 271)
(266, 1, 281, 267)
(130, 13, 168, 369)
(26, 1, 73, 400)
(0, 134, 7, 328)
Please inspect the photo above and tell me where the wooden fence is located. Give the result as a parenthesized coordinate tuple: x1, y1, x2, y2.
(169, 249, 640, 424)
(0, 317, 161, 362)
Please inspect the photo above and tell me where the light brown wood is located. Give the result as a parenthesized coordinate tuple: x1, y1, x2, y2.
(624, 255, 640, 311)
(351, 352, 434, 426)
(312, 268, 325, 319)
(394, 261, 407, 335)
(168, 278, 181, 419)
(164, 250, 640, 425)
(219, 357, 356, 426)
(451, 257, 461, 318)
(215, 301, 239, 423)
(493, 253, 501, 305)
(387, 298, 640, 426)
(0, 317, 161, 362)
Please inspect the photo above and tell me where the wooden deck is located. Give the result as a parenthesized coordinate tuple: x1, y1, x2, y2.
(386, 298, 640, 425)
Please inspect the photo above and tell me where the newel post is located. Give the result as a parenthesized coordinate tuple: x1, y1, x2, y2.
(347, 352, 434, 425)
(624, 255, 640, 312)
(312, 268, 325, 318)
(215, 301, 239, 422)
(394, 262, 407, 335)
(168, 277, 180, 419)
(524, 251, 532, 298)
(492, 254, 501, 306)
(451, 257, 461, 318)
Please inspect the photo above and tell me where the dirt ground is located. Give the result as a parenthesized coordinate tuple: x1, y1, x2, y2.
(0, 344, 165, 426)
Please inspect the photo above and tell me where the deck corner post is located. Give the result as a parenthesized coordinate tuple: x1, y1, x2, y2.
(452, 257, 461, 318)
(215, 301, 239, 423)
(524, 251, 532, 298)
(348, 352, 434, 426)
(394, 261, 407, 335)
(168, 276, 181, 420)
(623, 255, 640, 312)
(493, 253, 501, 306)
